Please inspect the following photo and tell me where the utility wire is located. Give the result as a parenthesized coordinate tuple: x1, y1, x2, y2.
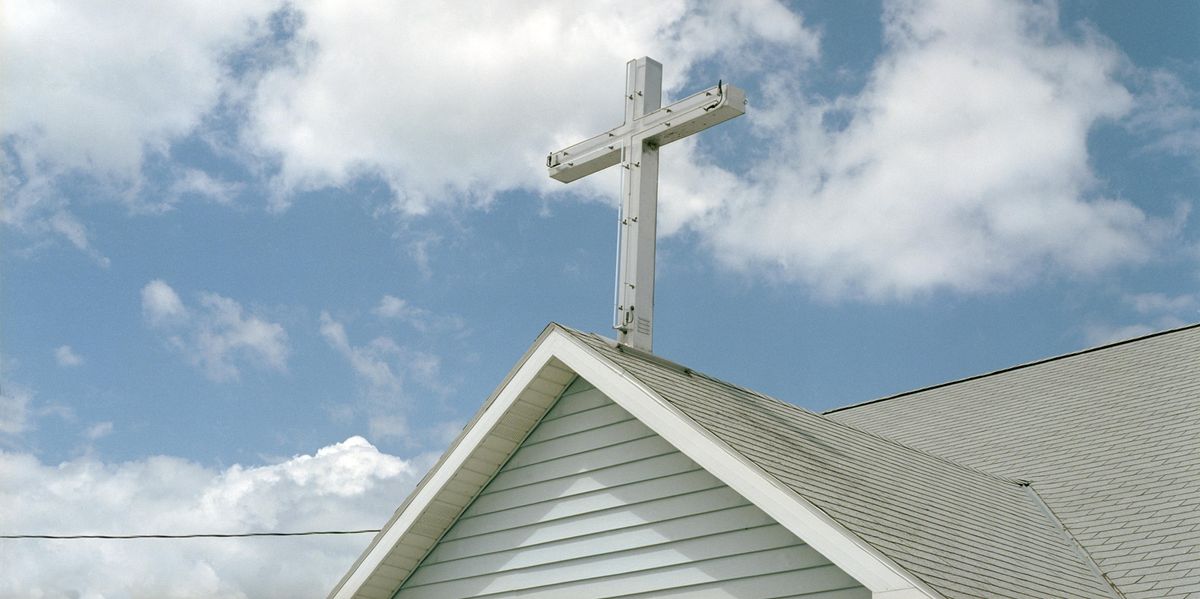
(1, 529, 381, 540)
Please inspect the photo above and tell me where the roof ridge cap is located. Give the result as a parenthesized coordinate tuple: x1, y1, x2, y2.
(825, 320, 1200, 415)
(749, 383, 1025, 487)
(1022, 483, 1126, 599)
(568, 327, 1024, 489)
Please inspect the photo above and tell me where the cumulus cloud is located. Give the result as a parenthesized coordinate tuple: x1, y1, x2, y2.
(657, 0, 1171, 299)
(1, 0, 279, 177)
(319, 312, 444, 441)
(4, 0, 816, 262)
(1, 0, 281, 257)
(245, 0, 816, 212)
(141, 280, 289, 381)
(141, 279, 188, 326)
(4, 0, 1189, 300)
(54, 345, 84, 367)
(0, 437, 419, 598)
(241, 0, 1177, 298)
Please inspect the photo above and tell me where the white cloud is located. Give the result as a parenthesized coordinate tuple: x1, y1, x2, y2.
(4, 0, 1187, 300)
(0, 437, 419, 598)
(3, 0, 815, 263)
(245, 0, 816, 212)
(658, 0, 1170, 300)
(374, 295, 418, 321)
(1127, 68, 1200, 162)
(1085, 291, 1198, 345)
(0, 384, 33, 436)
(319, 312, 444, 441)
(1, 0, 281, 259)
(50, 211, 111, 267)
(374, 295, 466, 335)
(241, 0, 1176, 299)
(142, 280, 289, 381)
(169, 169, 243, 207)
(54, 345, 84, 367)
(85, 421, 114, 441)
(141, 279, 189, 326)
(1084, 322, 1158, 346)
(1127, 292, 1200, 316)
(1, 0, 277, 178)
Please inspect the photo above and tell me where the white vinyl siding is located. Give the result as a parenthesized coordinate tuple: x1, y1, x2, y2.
(394, 378, 868, 599)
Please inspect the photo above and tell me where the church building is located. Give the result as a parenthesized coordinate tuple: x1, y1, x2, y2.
(329, 322, 1200, 599)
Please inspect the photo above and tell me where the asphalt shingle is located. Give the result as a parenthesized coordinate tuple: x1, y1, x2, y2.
(563, 327, 1122, 599)
(828, 324, 1200, 599)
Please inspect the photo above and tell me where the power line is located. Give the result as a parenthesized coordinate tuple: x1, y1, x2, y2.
(1, 529, 380, 540)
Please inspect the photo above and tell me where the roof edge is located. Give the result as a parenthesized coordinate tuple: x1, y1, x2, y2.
(328, 323, 573, 599)
(826, 320, 1200, 415)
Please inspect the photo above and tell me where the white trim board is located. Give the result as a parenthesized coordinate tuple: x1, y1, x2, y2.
(330, 325, 939, 599)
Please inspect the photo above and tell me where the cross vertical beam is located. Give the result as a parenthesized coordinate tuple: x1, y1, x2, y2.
(548, 57, 746, 352)
(616, 57, 662, 351)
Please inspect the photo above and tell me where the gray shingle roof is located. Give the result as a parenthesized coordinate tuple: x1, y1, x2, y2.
(562, 326, 1121, 599)
(827, 323, 1200, 599)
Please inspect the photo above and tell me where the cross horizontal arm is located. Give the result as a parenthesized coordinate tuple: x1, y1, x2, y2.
(548, 83, 746, 183)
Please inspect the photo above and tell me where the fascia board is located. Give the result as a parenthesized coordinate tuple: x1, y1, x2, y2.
(553, 335, 943, 599)
(329, 325, 572, 599)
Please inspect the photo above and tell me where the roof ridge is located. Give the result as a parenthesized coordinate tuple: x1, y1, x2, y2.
(824, 320, 1200, 415)
(1021, 483, 1126, 599)
(731, 375, 1026, 488)
(565, 326, 1024, 488)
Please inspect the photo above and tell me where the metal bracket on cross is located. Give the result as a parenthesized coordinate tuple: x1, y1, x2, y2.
(547, 57, 746, 352)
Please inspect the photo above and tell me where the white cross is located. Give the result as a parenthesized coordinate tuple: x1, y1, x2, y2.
(548, 57, 746, 352)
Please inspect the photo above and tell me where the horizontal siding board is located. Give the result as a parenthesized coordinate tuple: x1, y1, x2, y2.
(617, 569, 872, 599)
(473, 547, 843, 599)
(421, 504, 782, 574)
(544, 386, 607, 419)
(502, 418, 655, 469)
(440, 486, 750, 544)
(523, 402, 632, 444)
(457, 468, 720, 530)
(467, 453, 705, 515)
(482, 436, 680, 493)
(423, 502, 778, 565)
(402, 528, 811, 597)
(395, 382, 867, 598)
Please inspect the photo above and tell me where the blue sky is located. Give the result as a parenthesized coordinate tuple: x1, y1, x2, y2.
(2, 0, 1198, 596)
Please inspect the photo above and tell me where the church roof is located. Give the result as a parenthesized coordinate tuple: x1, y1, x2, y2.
(563, 328, 1117, 599)
(332, 322, 1199, 599)
(826, 322, 1200, 599)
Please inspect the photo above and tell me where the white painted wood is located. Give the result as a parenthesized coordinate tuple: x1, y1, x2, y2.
(481, 439, 687, 496)
(423, 504, 777, 571)
(393, 382, 869, 599)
